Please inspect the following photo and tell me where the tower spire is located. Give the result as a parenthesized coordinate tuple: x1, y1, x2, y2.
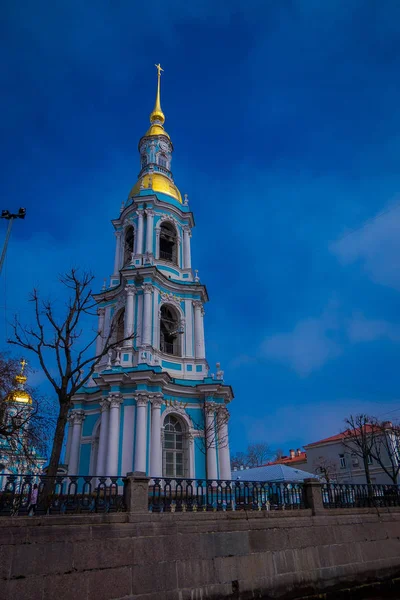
(150, 63, 165, 125)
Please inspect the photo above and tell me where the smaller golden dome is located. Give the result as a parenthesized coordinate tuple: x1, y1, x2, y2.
(5, 359, 33, 405)
(145, 123, 170, 139)
(129, 172, 182, 203)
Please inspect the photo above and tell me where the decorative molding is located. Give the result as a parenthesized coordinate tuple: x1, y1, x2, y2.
(150, 394, 163, 409)
(97, 307, 106, 317)
(99, 398, 110, 413)
(70, 410, 86, 425)
(205, 402, 218, 416)
(142, 283, 154, 295)
(145, 209, 155, 217)
(125, 285, 136, 297)
(160, 291, 183, 308)
(136, 210, 144, 219)
(135, 393, 149, 408)
(115, 231, 122, 239)
(108, 393, 123, 408)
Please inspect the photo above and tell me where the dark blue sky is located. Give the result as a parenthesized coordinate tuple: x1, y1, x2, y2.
(1, 1, 400, 454)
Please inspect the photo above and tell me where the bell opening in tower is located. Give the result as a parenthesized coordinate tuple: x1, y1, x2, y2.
(160, 305, 181, 357)
(159, 221, 177, 264)
(124, 226, 135, 265)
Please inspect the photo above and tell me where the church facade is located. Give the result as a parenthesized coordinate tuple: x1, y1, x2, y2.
(65, 66, 233, 480)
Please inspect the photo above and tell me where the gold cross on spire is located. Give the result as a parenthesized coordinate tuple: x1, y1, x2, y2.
(155, 63, 164, 76)
(20, 358, 27, 374)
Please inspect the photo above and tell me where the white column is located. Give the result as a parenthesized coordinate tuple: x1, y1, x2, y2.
(124, 285, 136, 346)
(95, 307, 106, 356)
(193, 301, 206, 359)
(145, 209, 155, 254)
(106, 394, 123, 476)
(184, 299, 194, 358)
(217, 407, 231, 480)
(205, 404, 218, 480)
(150, 395, 163, 476)
(183, 227, 192, 269)
(134, 395, 148, 473)
(142, 284, 153, 346)
(113, 231, 122, 275)
(155, 228, 160, 259)
(177, 236, 182, 268)
(96, 399, 110, 475)
(135, 210, 144, 255)
(68, 411, 85, 475)
(65, 414, 74, 467)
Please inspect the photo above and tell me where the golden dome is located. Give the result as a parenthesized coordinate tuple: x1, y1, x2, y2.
(130, 172, 182, 203)
(5, 359, 33, 405)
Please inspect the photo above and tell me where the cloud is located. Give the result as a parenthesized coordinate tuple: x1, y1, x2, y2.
(261, 306, 341, 376)
(347, 313, 400, 343)
(331, 201, 400, 290)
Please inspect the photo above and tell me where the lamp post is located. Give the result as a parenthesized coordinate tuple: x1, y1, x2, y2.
(0, 208, 26, 276)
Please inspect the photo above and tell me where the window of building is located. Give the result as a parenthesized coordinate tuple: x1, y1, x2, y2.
(159, 222, 177, 264)
(367, 454, 373, 465)
(163, 415, 185, 477)
(123, 226, 135, 266)
(351, 453, 359, 467)
(160, 305, 181, 356)
(339, 454, 346, 469)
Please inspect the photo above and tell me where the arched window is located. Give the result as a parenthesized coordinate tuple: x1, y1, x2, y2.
(159, 222, 177, 264)
(123, 226, 135, 266)
(163, 415, 185, 477)
(160, 305, 181, 356)
(158, 153, 167, 168)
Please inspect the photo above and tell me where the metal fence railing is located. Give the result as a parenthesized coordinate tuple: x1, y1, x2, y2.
(322, 483, 400, 509)
(149, 478, 306, 512)
(0, 474, 126, 516)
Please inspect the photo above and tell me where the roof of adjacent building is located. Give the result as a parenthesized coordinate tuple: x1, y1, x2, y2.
(304, 424, 378, 448)
(231, 464, 318, 483)
(266, 451, 307, 466)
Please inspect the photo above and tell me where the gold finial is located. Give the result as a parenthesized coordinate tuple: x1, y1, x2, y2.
(149, 63, 165, 126)
(20, 358, 28, 375)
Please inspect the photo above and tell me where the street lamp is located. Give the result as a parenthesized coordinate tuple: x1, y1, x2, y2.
(0, 208, 26, 275)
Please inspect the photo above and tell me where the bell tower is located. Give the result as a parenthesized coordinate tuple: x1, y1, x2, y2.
(69, 66, 233, 481)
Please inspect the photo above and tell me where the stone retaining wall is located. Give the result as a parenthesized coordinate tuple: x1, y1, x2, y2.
(1, 507, 400, 600)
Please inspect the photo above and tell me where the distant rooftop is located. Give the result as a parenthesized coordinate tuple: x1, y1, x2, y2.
(231, 463, 318, 483)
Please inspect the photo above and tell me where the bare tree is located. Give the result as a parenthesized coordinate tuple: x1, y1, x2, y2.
(247, 443, 272, 467)
(342, 414, 375, 486)
(313, 457, 338, 483)
(369, 419, 400, 485)
(231, 451, 251, 469)
(0, 353, 52, 470)
(230, 442, 272, 470)
(273, 448, 284, 461)
(9, 269, 134, 479)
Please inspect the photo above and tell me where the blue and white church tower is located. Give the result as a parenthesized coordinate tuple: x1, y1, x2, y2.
(66, 65, 233, 480)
